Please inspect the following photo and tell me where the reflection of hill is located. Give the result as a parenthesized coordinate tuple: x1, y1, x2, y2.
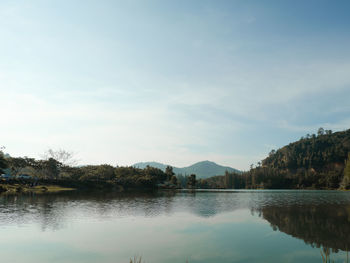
(257, 204, 350, 252)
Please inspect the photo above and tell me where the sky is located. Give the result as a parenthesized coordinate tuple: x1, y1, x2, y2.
(0, 0, 350, 170)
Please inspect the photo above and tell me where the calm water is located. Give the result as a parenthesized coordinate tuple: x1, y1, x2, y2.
(1, 190, 350, 263)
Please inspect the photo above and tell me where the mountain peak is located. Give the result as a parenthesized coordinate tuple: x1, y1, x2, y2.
(196, 160, 215, 164)
(133, 161, 241, 179)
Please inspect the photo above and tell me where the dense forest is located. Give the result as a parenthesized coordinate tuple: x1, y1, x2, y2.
(198, 128, 350, 190)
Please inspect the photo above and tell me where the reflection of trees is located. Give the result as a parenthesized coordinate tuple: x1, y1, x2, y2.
(0, 191, 177, 231)
(0, 193, 64, 231)
(321, 247, 349, 263)
(0, 190, 250, 232)
(256, 204, 350, 252)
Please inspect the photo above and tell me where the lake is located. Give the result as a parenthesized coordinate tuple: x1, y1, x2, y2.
(0, 190, 350, 263)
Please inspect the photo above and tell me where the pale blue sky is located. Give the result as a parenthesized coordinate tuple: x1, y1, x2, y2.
(1, 0, 350, 170)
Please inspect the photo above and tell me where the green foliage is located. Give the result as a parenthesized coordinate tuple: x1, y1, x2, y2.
(198, 172, 246, 189)
(79, 164, 115, 181)
(4, 155, 169, 190)
(225, 171, 232, 188)
(165, 165, 175, 181)
(5, 128, 349, 191)
(176, 174, 188, 188)
(263, 128, 350, 170)
(344, 153, 350, 179)
(35, 158, 62, 179)
(8, 157, 28, 177)
(170, 175, 178, 185)
(0, 151, 8, 174)
(187, 174, 196, 188)
(340, 153, 350, 189)
(198, 175, 225, 189)
(114, 166, 167, 188)
(198, 128, 350, 190)
(245, 128, 350, 189)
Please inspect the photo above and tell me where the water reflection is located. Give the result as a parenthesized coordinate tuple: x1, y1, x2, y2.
(0, 190, 247, 230)
(1, 190, 350, 230)
(0, 191, 180, 230)
(0, 190, 350, 262)
(255, 203, 350, 252)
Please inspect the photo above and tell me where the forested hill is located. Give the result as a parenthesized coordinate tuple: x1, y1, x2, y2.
(246, 128, 350, 189)
(133, 161, 241, 179)
(262, 128, 350, 171)
(198, 128, 350, 190)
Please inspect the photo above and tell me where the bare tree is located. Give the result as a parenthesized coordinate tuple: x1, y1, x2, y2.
(42, 148, 77, 166)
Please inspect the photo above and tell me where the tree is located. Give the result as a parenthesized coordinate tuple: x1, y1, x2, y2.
(325, 130, 333, 135)
(317, 127, 325, 136)
(176, 174, 188, 188)
(165, 166, 175, 181)
(170, 175, 178, 186)
(37, 158, 62, 179)
(340, 153, 350, 189)
(188, 174, 196, 188)
(42, 149, 77, 166)
(96, 164, 115, 181)
(225, 171, 233, 188)
(144, 165, 167, 183)
(0, 150, 8, 174)
(8, 157, 28, 177)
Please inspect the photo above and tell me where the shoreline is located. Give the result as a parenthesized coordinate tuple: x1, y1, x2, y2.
(0, 183, 75, 194)
(0, 181, 347, 195)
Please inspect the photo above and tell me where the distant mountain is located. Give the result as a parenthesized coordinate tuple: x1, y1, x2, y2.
(133, 162, 168, 171)
(133, 160, 241, 179)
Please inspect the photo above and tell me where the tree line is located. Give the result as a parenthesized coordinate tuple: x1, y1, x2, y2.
(0, 148, 197, 190)
(2, 127, 349, 190)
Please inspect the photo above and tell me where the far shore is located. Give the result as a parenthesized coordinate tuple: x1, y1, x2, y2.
(0, 180, 347, 196)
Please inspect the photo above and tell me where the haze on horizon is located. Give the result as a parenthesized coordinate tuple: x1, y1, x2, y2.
(0, 0, 349, 170)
